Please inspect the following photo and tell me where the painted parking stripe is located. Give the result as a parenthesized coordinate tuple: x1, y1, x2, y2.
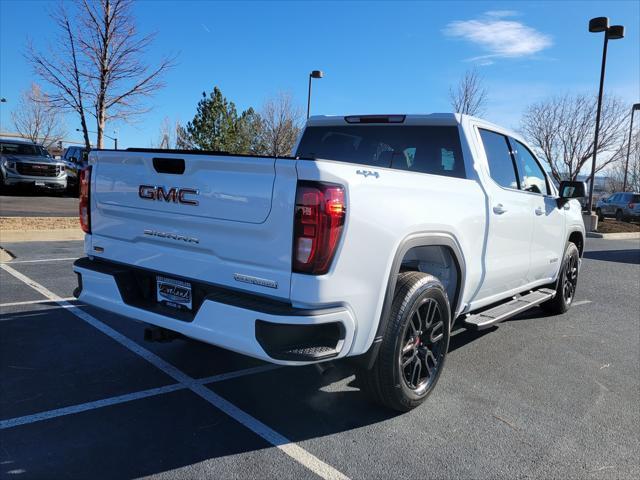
(0, 365, 278, 430)
(0, 263, 349, 480)
(572, 300, 592, 307)
(6, 257, 78, 264)
(0, 384, 184, 429)
(0, 297, 76, 308)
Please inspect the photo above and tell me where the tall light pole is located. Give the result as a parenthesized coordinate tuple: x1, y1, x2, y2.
(586, 17, 624, 215)
(76, 128, 118, 149)
(623, 103, 640, 192)
(307, 70, 324, 119)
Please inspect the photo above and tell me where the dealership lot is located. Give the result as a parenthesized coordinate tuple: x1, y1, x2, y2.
(1, 239, 638, 479)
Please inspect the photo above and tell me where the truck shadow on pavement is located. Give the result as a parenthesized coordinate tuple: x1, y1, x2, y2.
(583, 248, 640, 265)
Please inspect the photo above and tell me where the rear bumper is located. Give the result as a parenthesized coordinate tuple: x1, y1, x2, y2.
(73, 258, 355, 365)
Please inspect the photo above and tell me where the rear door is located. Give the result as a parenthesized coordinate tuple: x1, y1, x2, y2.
(474, 129, 534, 301)
(89, 150, 298, 300)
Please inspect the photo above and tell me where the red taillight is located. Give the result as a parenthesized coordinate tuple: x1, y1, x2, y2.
(79, 166, 91, 234)
(293, 182, 346, 274)
(629, 202, 636, 209)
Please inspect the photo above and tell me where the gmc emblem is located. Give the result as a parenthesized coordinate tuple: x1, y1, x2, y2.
(138, 185, 199, 205)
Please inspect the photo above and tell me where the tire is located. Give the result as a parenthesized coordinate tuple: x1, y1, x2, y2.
(615, 209, 623, 222)
(541, 242, 580, 315)
(357, 271, 451, 411)
(596, 208, 604, 221)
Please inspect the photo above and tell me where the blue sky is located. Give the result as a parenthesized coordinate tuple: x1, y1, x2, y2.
(1, 0, 638, 149)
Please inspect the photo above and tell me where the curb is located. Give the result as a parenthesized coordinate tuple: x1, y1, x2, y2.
(0, 229, 85, 243)
(587, 231, 640, 240)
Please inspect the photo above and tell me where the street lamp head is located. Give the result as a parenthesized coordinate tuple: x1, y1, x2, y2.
(589, 17, 609, 32)
(310, 70, 324, 79)
(606, 25, 625, 40)
(633, 103, 640, 111)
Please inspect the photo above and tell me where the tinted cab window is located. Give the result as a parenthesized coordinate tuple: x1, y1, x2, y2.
(296, 125, 466, 178)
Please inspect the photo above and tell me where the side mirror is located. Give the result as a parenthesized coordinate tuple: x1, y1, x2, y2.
(559, 181, 586, 199)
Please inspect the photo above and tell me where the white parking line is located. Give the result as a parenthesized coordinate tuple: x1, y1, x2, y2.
(0, 263, 349, 480)
(6, 257, 78, 264)
(0, 297, 76, 308)
(0, 365, 278, 430)
(573, 300, 592, 307)
(0, 384, 184, 429)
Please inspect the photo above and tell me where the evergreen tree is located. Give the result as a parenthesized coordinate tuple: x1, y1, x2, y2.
(183, 87, 260, 153)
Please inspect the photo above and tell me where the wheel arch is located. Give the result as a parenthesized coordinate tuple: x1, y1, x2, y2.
(567, 229, 584, 257)
(355, 232, 466, 369)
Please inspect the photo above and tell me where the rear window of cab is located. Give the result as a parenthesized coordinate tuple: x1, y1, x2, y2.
(295, 125, 466, 179)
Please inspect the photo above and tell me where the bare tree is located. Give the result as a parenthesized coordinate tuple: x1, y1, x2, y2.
(28, 0, 174, 149)
(607, 128, 640, 192)
(448, 68, 488, 116)
(28, 3, 91, 148)
(11, 83, 67, 149)
(153, 116, 181, 149)
(520, 94, 629, 182)
(257, 93, 302, 157)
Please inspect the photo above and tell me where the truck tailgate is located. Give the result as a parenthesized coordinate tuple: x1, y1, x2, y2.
(88, 151, 297, 300)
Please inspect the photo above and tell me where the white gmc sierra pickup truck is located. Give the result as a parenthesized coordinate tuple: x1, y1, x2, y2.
(73, 113, 586, 411)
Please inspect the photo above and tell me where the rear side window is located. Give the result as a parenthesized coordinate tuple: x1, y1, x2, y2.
(295, 125, 466, 179)
(479, 129, 518, 189)
(632, 194, 640, 203)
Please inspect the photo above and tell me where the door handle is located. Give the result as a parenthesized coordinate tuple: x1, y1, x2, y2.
(493, 204, 507, 215)
(535, 207, 544, 216)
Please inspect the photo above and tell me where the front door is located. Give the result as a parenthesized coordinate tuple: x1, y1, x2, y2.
(510, 138, 566, 281)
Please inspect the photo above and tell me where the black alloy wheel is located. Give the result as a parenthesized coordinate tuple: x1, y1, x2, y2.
(399, 297, 445, 395)
(562, 250, 578, 305)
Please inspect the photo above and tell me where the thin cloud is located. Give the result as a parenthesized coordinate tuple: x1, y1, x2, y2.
(485, 10, 519, 18)
(444, 12, 552, 61)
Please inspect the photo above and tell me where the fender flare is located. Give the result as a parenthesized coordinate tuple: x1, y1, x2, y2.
(355, 232, 466, 369)
(566, 227, 585, 255)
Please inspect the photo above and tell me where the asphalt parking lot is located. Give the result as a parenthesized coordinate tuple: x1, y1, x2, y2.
(0, 192, 78, 217)
(1, 238, 638, 479)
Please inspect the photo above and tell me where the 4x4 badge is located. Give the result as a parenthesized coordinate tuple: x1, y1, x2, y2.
(356, 169, 379, 179)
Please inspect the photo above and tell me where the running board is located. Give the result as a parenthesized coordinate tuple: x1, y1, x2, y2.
(464, 288, 556, 330)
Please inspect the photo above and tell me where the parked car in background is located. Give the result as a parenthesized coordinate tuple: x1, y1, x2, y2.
(62, 146, 90, 195)
(596, 192, 640, 222)
(0, 138, 67, 192)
